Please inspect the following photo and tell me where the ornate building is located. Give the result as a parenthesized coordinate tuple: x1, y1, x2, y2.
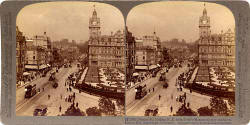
(134, 31, 162, 70)
(25, 32, 52, 71)
(16, 26, 26, 83)
(135, 46, 156, 66)
(198, 5, 235, 67)
(126, 27, 136, 84)
(88, 6, 125, 70)
(142, 31, 162, 64)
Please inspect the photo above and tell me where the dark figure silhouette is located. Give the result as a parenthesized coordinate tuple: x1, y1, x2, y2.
(59, 106, 62, 112)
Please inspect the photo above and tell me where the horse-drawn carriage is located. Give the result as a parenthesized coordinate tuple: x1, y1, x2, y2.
(145, 105, 159, 116)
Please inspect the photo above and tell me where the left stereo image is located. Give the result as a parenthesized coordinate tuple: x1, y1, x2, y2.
(16, 2, 125, 116)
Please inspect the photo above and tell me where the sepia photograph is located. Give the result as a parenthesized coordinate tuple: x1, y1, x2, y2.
(16, 2, 125, 116)
(1, 0, 250, 124)
(125, 1, 236, 116)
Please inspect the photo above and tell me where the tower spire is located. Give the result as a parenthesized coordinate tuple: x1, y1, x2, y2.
(92, 4, 97, 18)
(203, 3, 207, 16)
(153, 26, 156, 34)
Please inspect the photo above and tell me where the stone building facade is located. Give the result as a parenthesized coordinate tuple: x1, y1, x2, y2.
(198, 6, 235, 68)
(142, 32, 162, 64)
(16, 26, 26, 82)
(135, 46, 156, 66)
(25, 32, 52, 71)
(126, 27, 136, 83)
(88, 7, 125, 70)
(134, 31, 162, 67)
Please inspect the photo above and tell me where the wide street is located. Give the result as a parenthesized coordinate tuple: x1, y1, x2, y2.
(126, 63, 212, 116)
(16, 63, 100, 116)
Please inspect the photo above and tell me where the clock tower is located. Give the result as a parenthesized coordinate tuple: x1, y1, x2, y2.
(89, 5, 101, 38)
(199, 4, 211, 38)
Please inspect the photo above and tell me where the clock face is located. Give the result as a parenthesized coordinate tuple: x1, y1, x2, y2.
(92, 21, 97, 25)
(202, 20, 207, 24)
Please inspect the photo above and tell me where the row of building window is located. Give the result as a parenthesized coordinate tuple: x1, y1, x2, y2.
(202, 60, 234, 66)
(199, 54, 234, 59)
(90, 55, 124, 58)
(90, 48, 124, 55)
(99, 61, 124, 67)
(199, 46, 234, 53)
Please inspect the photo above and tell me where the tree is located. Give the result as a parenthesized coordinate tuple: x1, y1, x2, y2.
(210, 97, 229, 116)
(197, 106, 213, 116)
(52, 48, 63, 66)
(174, 104, 197, 116)
(86, 107, 101, 116)
(98, 97, 116, 115)
(187, 39, 199, 54)
(181, 39, 186, 44)
(62, 104, 86, 116)
(77, 41, 88, 53)
(161, 47, 172, 65)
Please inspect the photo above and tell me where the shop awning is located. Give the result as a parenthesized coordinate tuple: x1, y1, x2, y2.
(149, 65, 158, 70)
(39, 64, 47, 69)
(157, 64, 161, 67)
(23, 72, 31, 76)
(47, 64, 51, 67)
(25, 65, 39, 70)
(133, 72, 139, 76)
(135, 65, 148, 70)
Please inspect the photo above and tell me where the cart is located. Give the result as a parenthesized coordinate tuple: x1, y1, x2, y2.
(33, 105, 47, 116)
(145, 105, 159, 116)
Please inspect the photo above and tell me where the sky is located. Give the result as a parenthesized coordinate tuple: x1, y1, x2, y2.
(16, 1, 235, 43)
(126, 1, 235, 42)
(16, 2, 125, 43)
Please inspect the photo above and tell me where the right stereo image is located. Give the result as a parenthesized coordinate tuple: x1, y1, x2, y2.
(125, 1, 236, 116)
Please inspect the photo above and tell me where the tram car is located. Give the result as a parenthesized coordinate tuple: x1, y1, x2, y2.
(135, 85, 147, 99)
(25, 84, 37, 98)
